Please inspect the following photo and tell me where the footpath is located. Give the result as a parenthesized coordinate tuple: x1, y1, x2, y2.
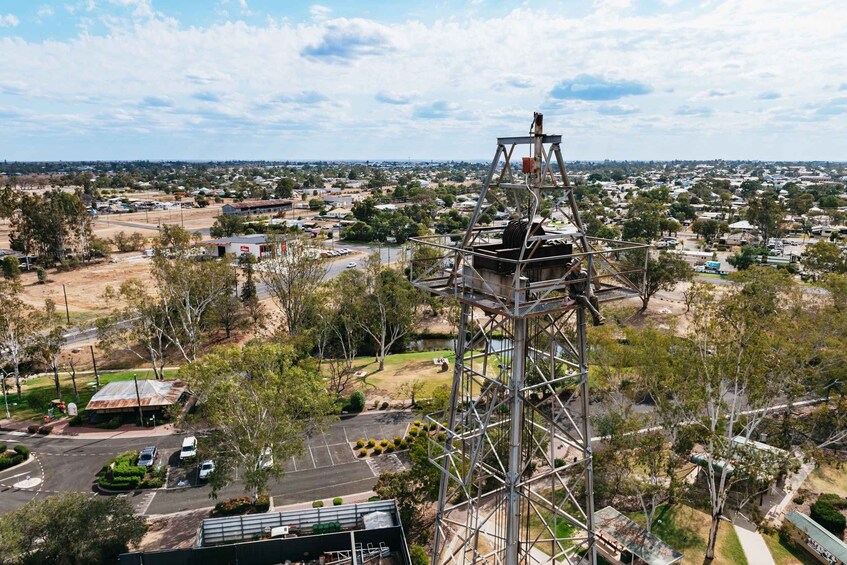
(0, 416, 181, 440)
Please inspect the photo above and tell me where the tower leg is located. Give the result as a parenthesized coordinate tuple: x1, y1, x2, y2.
(506, 316, 527, 565)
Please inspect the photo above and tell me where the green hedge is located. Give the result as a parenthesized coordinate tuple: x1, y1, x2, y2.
(0, 445, 29, 471)
(818, 493, 847, 510)
(312, 521, 341, 534)
(332, 497, 343, 506)
(98, 475, 140, 491)
(96, 416, 123, 430)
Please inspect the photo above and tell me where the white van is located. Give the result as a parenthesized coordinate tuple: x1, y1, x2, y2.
(180, 436, 198, 460)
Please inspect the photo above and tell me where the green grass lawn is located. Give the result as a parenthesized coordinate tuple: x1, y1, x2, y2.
(3, 368, 178, 422)
(626, 504, 748, 565)
(349, 350, 456, 399)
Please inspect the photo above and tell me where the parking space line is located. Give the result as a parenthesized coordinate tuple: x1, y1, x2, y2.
(342, 426, 349, 444)
(291, 456, 297, 471)
(308, 446, 316, 469)
(324, 435, 335, 466)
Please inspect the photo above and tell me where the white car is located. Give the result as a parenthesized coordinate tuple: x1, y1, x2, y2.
(198, 460, 215, 481)
(346, 262, 357, 269)
(180, 436, 198, 461)
(258, 447, 273, 470)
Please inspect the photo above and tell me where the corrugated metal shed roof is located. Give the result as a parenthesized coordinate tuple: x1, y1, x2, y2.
(786, 511, 847, 563)
(85, 380, 188, 411)
(595, 506, 684, 565)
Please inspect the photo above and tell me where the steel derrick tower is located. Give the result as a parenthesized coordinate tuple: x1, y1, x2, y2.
(409, 114, 648, 565)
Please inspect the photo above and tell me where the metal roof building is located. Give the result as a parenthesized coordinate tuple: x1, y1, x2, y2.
(120, 500, 411, 565)
(593, 506, 684, 565)
(785, 511, 847, 565)
(85, 380, 189, 414)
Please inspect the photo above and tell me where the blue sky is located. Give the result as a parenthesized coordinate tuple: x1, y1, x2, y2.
(0, 0, 845, 161)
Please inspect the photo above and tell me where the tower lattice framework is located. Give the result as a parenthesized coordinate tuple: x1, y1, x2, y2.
(409, 114, 648, 565)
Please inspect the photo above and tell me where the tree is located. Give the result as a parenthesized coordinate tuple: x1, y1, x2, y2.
(1, 256, 20, 281)
(646, 270, 800, 559)
(97, 279, 171, 380)
(727, 245, 768, 270)
(691, 218, 721, 243)
(0, 492, 145, 565)
(399, 379, 426, 407)
(746, 195, 784, 242)
(622, 250, 692, 311)
(803, 240, 847, 276)
(210, 215, 245, 238)
(622, 197, 664, 241)
(313, 277, 363, 396)
(180, 344, 335, 498)
(31, 299, 66, 402)
(276, 177, 296, 199)
(260, 238, 328, 336)
(0, 282, 40, 398)
(151, 250, 233, 362)
(7, 189, 93, 264)
(308, 198, 323, 211)
(355, 253, 421, 371)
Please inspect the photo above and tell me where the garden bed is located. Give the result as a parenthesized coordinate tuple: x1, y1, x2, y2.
(96, 451, 165, 491)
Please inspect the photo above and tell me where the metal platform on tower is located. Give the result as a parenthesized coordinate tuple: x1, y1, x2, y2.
(409, 114, 649, 565)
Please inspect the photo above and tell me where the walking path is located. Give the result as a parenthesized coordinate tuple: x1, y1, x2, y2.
(734, 524, 776, 565)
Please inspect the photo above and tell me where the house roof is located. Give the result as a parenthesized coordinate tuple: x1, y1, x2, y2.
(203, 234, 270, 245)
(594, 506, 684, 565)
(85, 380, 188, 411)
(226, 199, 292, 210)
(728, 220, 756, 230)
(786, 511, 847, 563)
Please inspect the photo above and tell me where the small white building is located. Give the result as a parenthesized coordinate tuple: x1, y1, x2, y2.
(200, 234, 284, 259)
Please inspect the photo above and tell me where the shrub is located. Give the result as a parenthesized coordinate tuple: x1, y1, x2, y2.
(393, 436, 403, 446)
(313, 500, 324, 508)
(380, 401, 389, 410)
(26, 388, 54, 411)
(37, 426, 52, 435)
(68, 415, 85, 427)
(96, 416, 123, 430)
(553, 458, 566, 469)
(437, 432, 446, 442)
(14, 445, 30, 458)
(139, 477, 164, 489)
(355, 439, 365, 449)
(313, 521, 341, 534)
(399, 440, 408, 450)
(348, 390, 366, 412)
(818, 493, 847, 510)
(413, 420, 422, 427)
(255, 494, 270, 512)
(358, 449, 368, 458)
(98, 475, 140, 491)
(36, 267, 47, 284)
(810, 500, 846, 536)
(0, 445, 28, 471)
(0, 444, 5, 453)
(1, 256, 20, 281)
(215, 497, 253, 516)
(368, 496, 381, 502)
(428, 422, 438, 431)
(385, 445, 395, 453)
(793, 495, 805, 505)
(366, 439, 376, 448)
(380, 439, 389, 447)
(410, 544, 429, 565)
(372, 447, 382, 456)
(333, 497, 343, 506)
(407, 428, 418, 437)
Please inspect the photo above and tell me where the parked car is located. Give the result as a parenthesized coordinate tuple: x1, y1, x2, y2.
(137, 446, 157, 467)
(199, 460, 215, 481)
(346, 262, 357, 269)
(180, 436, 198, 461)
(258, 447, 273, 470)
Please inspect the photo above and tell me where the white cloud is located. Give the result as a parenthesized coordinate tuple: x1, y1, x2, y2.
(0, 2, 845, 159)
(37, 5, 55, 19)
(0, 13, 20, 27)
(310, 4, 332, 20)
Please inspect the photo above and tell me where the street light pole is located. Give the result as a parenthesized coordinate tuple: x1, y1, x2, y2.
(89, 345, 100, 389)
(62, 284, 71, 324)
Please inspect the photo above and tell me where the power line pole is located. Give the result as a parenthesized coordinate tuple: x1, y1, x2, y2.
(89, 345, 100, 389)
(133, 373, 144, 427)
(62, 284, 71, 324)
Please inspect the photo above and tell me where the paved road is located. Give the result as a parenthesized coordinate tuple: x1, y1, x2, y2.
(0, 412, 415, 516)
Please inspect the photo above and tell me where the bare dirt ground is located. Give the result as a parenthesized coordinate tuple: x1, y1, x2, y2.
(10, 255, 155, 319)
(134, 509, 210, 552)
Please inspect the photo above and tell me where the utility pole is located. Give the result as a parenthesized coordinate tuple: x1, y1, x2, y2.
(133, 373, 144, 427)
(62, 284, 71, 324)
(89, 345, 100, 389)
